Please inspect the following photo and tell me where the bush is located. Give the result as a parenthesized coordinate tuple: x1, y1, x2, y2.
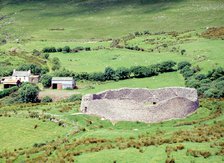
(104, 67, 115, 80)
(18, 83, 40, 103)
(177, 61, 191, 70)
(57, 47, 62, 52)
(40, 74, 52, 88)
(62, 46, 71, 53)
(52, 57, 61, 71)
(0, 86, 19, 98)
(89, 72, 106, 81)
(131, 66, 149, 78)
(42, 53, 50, 59)
(42, 47, 56, 53)
(75, 72, 89, 80)
(41, 96, 53, 103)
(158, 61, 176, 73)
(180, 66, 195, 79)
(115, 67, 131, 80)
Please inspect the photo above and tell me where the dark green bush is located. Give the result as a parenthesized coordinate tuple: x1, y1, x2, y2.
(177, 61, 191, 70)
(0, 86, 19, 98)
(40, 74, 52, 88)
(18, 83, 40, 103)
(158, 61, 176, 72)
(89, 72, 106, 81)
(62, 46, 71, 53)
(115, 67, 131, 80)
(104, 67, 116, 80)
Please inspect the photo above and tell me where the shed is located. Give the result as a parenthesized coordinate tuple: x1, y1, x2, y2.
(51, 77, 75, 90)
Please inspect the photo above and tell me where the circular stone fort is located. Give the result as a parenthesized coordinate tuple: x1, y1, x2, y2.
(80, 87, 199, 123)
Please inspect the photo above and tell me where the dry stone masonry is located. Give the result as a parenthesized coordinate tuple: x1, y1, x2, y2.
(80, 87, 199, 123)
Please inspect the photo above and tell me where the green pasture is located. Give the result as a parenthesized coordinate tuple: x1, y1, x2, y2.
(0, 117, 69, 150)
(0, 0, 224, 40)
(49, 36, 224, 73)
(77, 72, 185, 94)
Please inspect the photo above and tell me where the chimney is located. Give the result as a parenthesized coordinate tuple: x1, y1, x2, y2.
(13, 69, 16, 73)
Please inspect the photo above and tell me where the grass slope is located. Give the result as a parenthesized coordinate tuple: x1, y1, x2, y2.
(0, 0, 224, 40)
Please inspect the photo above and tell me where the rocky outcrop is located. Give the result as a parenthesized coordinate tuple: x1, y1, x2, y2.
(80, 87, 199, 123)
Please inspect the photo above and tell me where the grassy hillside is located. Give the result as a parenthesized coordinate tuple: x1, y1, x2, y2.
(0, 0, 224, 40)
(0, 1, 224, 162)
(0, 99, 223, 162)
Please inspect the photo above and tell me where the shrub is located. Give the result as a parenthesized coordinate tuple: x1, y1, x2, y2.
(42, 53, 50, 59)
(115, 67, 131, 80)
(89, 72, 106, 81)
(42, 47, 56, 53)
(62, 46, 71, 53)
(75, 72, 89, 80)
(41, 96, 53, 103)
(57, 47, 62, 52)
(40, 74, 52, 88)
(18, 83, 40, 103)
(104, 67, 115, 80)
(177, 61, 191, 70)
(131, 66, 149, 78)
(52, 57, 61, 71)
(158, 61, 176, 73)
(0, 86, 19, 98)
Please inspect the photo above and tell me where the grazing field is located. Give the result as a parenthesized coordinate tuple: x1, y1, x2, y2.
(78, 72, 185, 94)
(0, 99, 223, 162)
(0, 0, 224, 40)
(0, 0, 224, 162)
(0, 117, 69, 150)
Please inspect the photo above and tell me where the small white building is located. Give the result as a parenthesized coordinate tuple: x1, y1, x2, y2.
(51, 77, 75, 90)
(2, 70, 39, 89)
(12, 69, 31, 82)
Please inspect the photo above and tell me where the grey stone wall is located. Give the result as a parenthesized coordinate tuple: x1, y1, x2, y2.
(80, 87, 199, 123)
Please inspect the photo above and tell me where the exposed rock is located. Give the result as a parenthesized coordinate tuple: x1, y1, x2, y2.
(80, 87, 199, 123)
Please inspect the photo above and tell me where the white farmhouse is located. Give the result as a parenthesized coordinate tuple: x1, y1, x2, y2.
(2, 70, 39, 88)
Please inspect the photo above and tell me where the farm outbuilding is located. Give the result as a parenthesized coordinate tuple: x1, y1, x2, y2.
(51, 77, 75, 90)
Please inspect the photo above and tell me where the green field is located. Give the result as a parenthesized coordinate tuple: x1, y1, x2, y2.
(0, 117, 69, 150)
(78, 72, 185, 94)
(0, 0, 224, 40)
(0, 0, 224, 162)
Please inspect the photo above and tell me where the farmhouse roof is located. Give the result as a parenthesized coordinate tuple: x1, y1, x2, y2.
(52, 77, 74, 81)
(12, 69, 31, 77)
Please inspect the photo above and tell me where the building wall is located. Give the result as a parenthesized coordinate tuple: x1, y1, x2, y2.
(52, 80, 75, 89)
(11, 76, 30, 82)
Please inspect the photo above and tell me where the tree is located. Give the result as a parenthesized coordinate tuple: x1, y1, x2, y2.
(40, 74, 52, 88)
(18, 83, 39, 103)
(104, 67, 115, 80)
(52, 57, 61, 71)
